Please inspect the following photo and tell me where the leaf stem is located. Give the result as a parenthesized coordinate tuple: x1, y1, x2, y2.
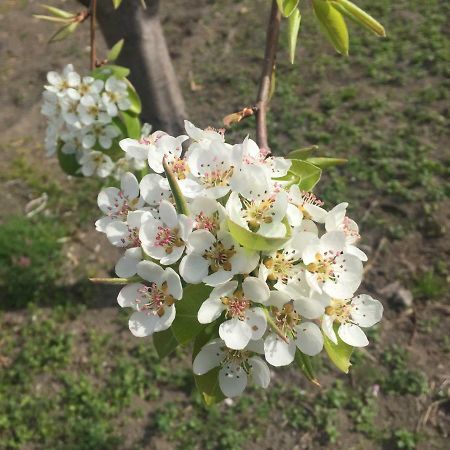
(89, 276, 141, 285)
(263, 307, 289, 344)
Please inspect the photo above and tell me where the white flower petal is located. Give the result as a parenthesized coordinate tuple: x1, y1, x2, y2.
(219, 363, 248, 398)
(245, 307, 267, 341)
(198, 298, 225, 324)
(249, 356, 270, 388)
(192, 339, 224, 375)
(117, 283, 143, 308)
(322, 314, 338, 344)
(295, 322, 323, 356)
(350, 295, 383, 327)
(137, 260, 164, 284)
(243, 276, 270, 303)
(179, 254, 209, 284)
(128, 311, 159, 337)
(338, 323, 369, 347)
(264, 333, 296, 367)
(219, 318, 252, 350)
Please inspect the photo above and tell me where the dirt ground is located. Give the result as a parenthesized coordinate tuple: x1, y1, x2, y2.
(0, 1, 449, 450)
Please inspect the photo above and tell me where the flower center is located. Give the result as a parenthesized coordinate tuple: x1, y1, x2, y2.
(137, 282, 175, 317)
(194, 211, 219, 234)
(222, 290, 250, 320)
(297, 192, 324, 220)
(272, 301, 300, 339)
(243, 197, 275, 232)
(306, 251, 342, 282)
(201, 167, 233, 188)
(155, 226, 184, 254)
(325, 299, 351, 323)
(203, 241, 236, 272)
(169, 157, 189, 180)
(264, 252, 294, 283)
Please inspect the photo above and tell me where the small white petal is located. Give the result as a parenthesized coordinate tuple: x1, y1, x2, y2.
(179, 254, 209, 284)
(117, 283, 143, 308)
(321, 315, 338, 344)
(128, 311, 158, 337)
(351, 294, 384, 328)
(198, 298, 225, 324)
(245, 307, 267, 341)
(192, 339, 224, 375)
(136, 260, 164, 284)
(264, 333, 296, 367)
(219, 318, 252, 350)
(249, 356, 270, 388)
(219, 363, 248, 398)
(295, 322, 323, 356)
(338, 323, 369, 347)
(243, 277, 270, 303)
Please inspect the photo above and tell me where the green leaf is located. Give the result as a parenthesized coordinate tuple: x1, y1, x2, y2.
(288, 8, 301, 64)
(312, 0, 349, 55)
(33, 15, 72, 23)
(107, 39, 125, 62)
(57, 145, 82, 177)
(41, 4, 74, 18)
(331, 0, 385, 37)
(288, 160, 322, 191)
(306, 157, 347, 168)
(294, 350, 320, 386)
(171, 284, 213, 345)
(91, 65, 130, 81)
(120, 111, 141, 139)
(192, 323, 225, 406)
(163, 158, 189, 216)
(227, 218, 291, 252)
(323, 326, 354, 373)
(153, 327, 179, 359)
(112, 0, 123, 9)
(125, 80, 142, 115)
(49, 22, 78, 43)
(286, 145, 319, 160)
(276, 0, 299, 17)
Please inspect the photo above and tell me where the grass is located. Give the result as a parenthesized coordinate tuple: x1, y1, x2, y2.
(0, 0, 449, 448)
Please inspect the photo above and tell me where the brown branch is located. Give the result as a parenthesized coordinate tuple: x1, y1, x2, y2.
(90, 0, 97, 70)
(255, 0, 281, 153)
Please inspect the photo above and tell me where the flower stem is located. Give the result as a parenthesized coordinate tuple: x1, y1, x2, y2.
(89, 276, 141, 285)
(263, 307, 289, 343)
(255, 0, 281, 153)
(89, 0, 97, 70)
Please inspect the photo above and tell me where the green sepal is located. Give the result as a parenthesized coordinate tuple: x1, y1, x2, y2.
(294, 349, 320, 386)
(170, 284, 213, 345)
(312, 0, 349, 55)
(288, 8, 301, 64)
(306, 157, 347, 168)
(153, 327, 179, 359)
(49, 22, 78, 43)
(323, 324, 354, 373)
(227, 218, 291, 252)
(192, 322, 225, 406)
(162, 158, 189, 216)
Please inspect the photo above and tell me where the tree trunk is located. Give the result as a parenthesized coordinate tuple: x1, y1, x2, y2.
(79, 0, 186, 135)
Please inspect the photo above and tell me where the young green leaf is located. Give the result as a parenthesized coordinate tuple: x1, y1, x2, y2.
(57, 145, 82, 177)
(227, 218, 291, 251)
(331, 0, 386, 37)
(107, 39, 125, 62)
(306, 156, 347, 168)
(91, 65, 130, 80)
(192, 322, 225, 405)
(49, 22, 78, 43)
(153, 327, 179, 359)
(288, 160, 322, 191)
(33, 15, 72, 23)
(125, 80, 142, 115)
(312, 0, 349, 55)
(288, 8, 301, 64)
(286, 145, 319, 160)
(276, 0, 299, 17)
(41, 4, 75, 19)
(120, 110, 141, 139)
(162, 158, 189, 216)
(171, 284, 213, 345)
(112, 0, 123, 9)
(323, 327, 354, 373)
(294, 350, 320, 386)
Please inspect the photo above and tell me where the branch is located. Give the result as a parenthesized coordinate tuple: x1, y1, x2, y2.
(255, 0, 281, 153)
(90, 0, 97, 70)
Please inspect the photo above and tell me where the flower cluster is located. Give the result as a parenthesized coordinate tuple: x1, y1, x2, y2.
(96, 121, 383, 400)
(42, 64, 143, 179)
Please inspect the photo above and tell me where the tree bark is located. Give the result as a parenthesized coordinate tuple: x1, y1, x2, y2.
(79, 0, 186, 135)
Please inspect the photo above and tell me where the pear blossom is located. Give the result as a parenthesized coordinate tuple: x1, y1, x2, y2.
(193, 338, 270, 397)
(79, 150, 114, 178)
(299, 230, 363, 298)
(325, 202, 367, 261)
(197, 277, 270, 349)
(117, 261, 182, 337)
(102, 76, 132, 116)
(139, 200, 192, 265)
(287, 185, 327, 230)
(139, 173, 172, 207)
(106, 210, 152, 248)
(322, 294, 383, 347)
(45, 64, 79, 96)
(119, 130, 167, 165)
(263, 290, 324, 366)
(96, 172, 144, 232)
(180, 229, 258, 286)
(77, 95, 111, 125)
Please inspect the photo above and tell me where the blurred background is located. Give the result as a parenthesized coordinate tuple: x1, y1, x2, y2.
(0, 0, 449, 449)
